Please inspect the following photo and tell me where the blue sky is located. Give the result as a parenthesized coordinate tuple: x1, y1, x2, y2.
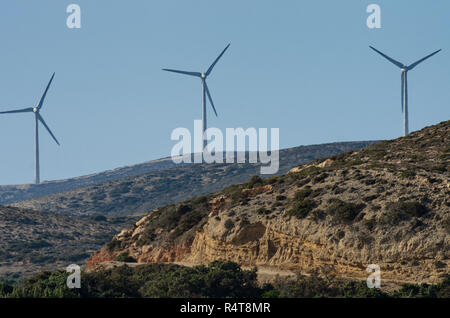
(0, 0, 448, 185)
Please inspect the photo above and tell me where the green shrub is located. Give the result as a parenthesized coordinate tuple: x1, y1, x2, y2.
(361, 143, 388, 160)
(313, 173, 328, 183)
(265, 176, 281, 185)
(0, 282, 13, 296)
(170, 209, 206, 240)
(294, 187, 312, 201)
(399, 170, 416, 179)
(381, 201, 428, 226)
(106, 239, 122, 252)
(115, 251, 137, 263)
(6, 271, 80, 298)
(287, 199, 316, 219)
(386, 201, 428, 218)
(293, 166, 323, 177)
(393, 276, 450, 298)
(247, 176, 263, 189)
(342, 281, 388, 298)
(3, 265, 449, 298)
(261, 288, 282, 298)
(327, 199, 363, 223)
(223, 184, 247, 204)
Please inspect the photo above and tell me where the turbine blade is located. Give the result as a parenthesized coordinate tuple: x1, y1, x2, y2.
(0, 107, 34, 114)
(37, 73, 55, 110)
(37, 113, 60, 146)
(162, 69, 201, 77)
(369, 46, 404, 69)
(407, 49, 441, 70)
(204, 82, 218, 117)
(206, 43, 230, 76)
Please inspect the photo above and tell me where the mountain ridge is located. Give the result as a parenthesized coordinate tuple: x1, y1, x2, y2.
(10, 141, 375, 217)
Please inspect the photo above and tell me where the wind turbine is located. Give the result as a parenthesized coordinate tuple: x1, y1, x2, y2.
(0, 73, 60, 184)
(163, 43, 230, 150)
(369, 46, 441, 136)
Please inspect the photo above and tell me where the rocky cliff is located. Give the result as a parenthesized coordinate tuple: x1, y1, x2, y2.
(88, 121, 449, 284)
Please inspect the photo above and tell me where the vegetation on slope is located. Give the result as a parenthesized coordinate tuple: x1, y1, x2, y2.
(0, 206, 139, 282)
(1, 261, 448, 298)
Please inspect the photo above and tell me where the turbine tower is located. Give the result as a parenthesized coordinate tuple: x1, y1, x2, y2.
(369, 46, 441, 136)
(0, 73, 60, 184)
(163, 44, 230, 150)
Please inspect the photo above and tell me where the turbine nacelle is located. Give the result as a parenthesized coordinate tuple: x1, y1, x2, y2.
(201, 73, 206, 79)
(33, 107, 38, 113)
(401, 68, 407, 73)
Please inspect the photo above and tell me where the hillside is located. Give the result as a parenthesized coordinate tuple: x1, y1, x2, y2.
(88, 120, 450, 284)
(0, 206, 139, 281)
(10, 142, 373, 217)
(0, 158, 184, 205)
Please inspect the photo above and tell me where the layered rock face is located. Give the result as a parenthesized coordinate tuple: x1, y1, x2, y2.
(88, 121, 450, 283)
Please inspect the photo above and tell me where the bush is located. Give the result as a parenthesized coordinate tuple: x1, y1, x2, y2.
(313, 173, 328, 183)
(383, 201, 428, 225)
(85, 261, 262, 298)
(287, 199, 316, 219)
(393, 276, 450, 298)
(295, 188, 312, 201)
(6, 271, 80, 298)
(223, 184, 248, 204)
(170, 209, 206, 240)
(115, 251, 137, 263)
(397, 201, 427, 217)
(106, 239, 122, 252)
(137, 197, 211, 245)
(3, 265, 449, 298)
(399, 170, 416, 179)
(0, 281, 13, 296)
(342, 281, 388, 298)
(327, 199, 363, 223)
(247, 176, 263, 189)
